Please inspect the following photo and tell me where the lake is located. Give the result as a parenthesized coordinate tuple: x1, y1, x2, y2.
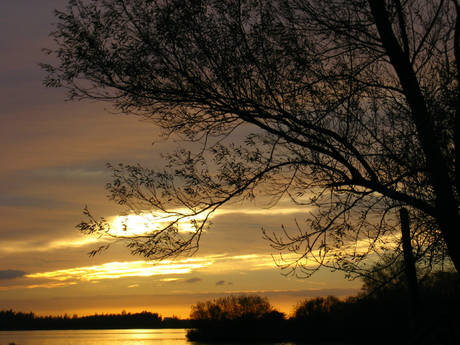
(0, 329, 189, 345)
(0, 329, 383, 345)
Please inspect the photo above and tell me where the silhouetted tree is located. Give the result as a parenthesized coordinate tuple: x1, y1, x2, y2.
(187, 294, 285, 341)
(293, 295, 342, 319)
(290, 296, 353, 342)
(43, 0, 460, 280)
(190, 294, 274, 321)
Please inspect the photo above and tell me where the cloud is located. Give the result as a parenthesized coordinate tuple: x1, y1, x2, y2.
(20, 253, 283, 288)
(0, 269, 27, 280)
(25, 259, 213, 283)
(0, 282, 77, 291)
(184, 278, 202, 283)
(160, 278, 181, 283)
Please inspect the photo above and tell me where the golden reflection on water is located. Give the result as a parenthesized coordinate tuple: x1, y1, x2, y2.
(0, 329, 187, 345)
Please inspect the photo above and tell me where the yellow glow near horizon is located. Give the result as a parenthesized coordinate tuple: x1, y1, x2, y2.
(26, 258, 214, 282)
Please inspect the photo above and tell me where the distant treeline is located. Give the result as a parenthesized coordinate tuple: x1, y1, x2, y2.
(0, 310, 191, 330)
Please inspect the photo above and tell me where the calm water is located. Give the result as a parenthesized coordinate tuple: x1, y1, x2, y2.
(0, 329, 188, 345)
(0, 329, 376, 345)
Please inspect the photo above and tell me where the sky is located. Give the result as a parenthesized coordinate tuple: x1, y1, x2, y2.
(0, 0, 361, 318)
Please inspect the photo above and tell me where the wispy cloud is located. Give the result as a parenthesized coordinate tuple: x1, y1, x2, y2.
(0, 281, 77, 291)
(26, 258, 213, 282)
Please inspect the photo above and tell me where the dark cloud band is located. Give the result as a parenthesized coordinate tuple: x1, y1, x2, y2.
(0, 269, 27, 280)
(184, 278, 202, 283)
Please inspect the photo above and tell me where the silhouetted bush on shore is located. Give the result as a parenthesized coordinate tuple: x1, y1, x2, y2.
(187, 310, 287, 342)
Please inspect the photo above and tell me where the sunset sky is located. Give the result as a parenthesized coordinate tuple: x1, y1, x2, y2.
(0, 0, 361, 318)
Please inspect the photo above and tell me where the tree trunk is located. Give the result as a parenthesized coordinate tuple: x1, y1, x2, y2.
(400, 208, 419, 341)
(369, 0, 460, 274)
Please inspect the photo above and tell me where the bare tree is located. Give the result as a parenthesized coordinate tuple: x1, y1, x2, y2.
(42, 0, 460, 278)
(190, 295, 275, 321)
